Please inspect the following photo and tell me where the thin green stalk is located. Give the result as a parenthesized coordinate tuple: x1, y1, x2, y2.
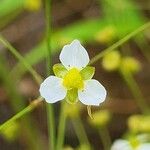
(56, 102, 67, 150)
(0, 55, 25, 110)
(120, 71, 150, 114)
(89, 21, 150, 65)
(134, 37, 150, 62)
(0, 97, 43, 131)
(45, 0, 52, 75)
(0, 55, 45, 150)
(46, 105, 55, 150)
(72, 116, 91, 148)
(0, 35, 42, 85)
(45, 0, 56, 149)
(98, 127, 111, 150)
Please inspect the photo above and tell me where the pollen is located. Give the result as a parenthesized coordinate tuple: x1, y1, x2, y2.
(63, 68, 84, 90)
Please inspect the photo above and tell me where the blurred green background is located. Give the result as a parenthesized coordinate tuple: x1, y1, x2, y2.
(0, 0, 150, 149)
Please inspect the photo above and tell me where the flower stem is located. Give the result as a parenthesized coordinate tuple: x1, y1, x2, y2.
(0, 97, 43, 131)
(0, 35, 42, 85)
(0, 56, 45, 150)
(98, 126, 111, 150)
(89, 21, 150, 65)
(46, 105, 55, 150)
(45, 0, 56, 149)
(120, 70, 150, 114)
(72, 116, 91, 148)
(56, 102, 67, 150)
(45, 0, 52, 75)
(134, 36, 150, 62)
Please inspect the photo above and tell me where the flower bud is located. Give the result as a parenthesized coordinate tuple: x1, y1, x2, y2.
(88, 110, 111, 128)
(128, 115, 150, 133)
(120, 57, 141, 74)
(24, 0, 42, 11)
(102, 51, 121, 71)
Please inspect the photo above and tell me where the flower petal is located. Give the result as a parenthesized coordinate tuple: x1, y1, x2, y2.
(111, 140, 132, 150)
(59, 40, 89, 70)
(137, 144, 150, 150)
(39, 76, 67, 103)
(78, 79, 106, 106)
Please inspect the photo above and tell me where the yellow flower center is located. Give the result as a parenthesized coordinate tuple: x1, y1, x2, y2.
(130, 138, 140, 149)
(63, 68, 84, 90)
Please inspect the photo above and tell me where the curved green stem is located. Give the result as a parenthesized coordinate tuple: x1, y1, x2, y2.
(0, 35, 42, 85)
(56, 102, 67, 150)
(98, 127, 111, 150)
(89, 22, 150, 65)
(45, 0, 52, 75)
(134, 37, 150, 62)
(46, 105, 55, 150)
(0, 56, 45, 150)
(120, 70, 150, 114)
(0, 97, 43, 131)
(72, 116, 91, 148)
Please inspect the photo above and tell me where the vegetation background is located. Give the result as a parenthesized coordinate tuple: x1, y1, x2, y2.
(0, 0, 150, 149)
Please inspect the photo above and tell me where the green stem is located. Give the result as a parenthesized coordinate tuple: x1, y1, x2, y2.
(134, 37, 150, 62)
(72, 116, 91, 148)
(89, 21, 150, 65)
(0, 35, 45, 148)
(0, 35, 42, 85)
(56, 102, 67, 150)
(45, 0, 55, 149)
(0, 55, 25, 110)
(46, 105, 55, 150)
(0, 56, 45, 150)
(98, 127, 111, 150)
(45, 0, 52, 76)
(0, 97, 43, 131)
(120, 70, 150, 114)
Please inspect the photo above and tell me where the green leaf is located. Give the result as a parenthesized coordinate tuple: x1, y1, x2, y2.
(0, 0, 24, 19)
(53, 63, 68, 78)
(66, 89, 78, 104)
(80, 66, 95, 80)
(101, 0, 145, 38)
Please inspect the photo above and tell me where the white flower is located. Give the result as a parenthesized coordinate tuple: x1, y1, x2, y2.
(111, 139, 150, 150)
(111, 139, 133, 150)
(39, 40, 106, 106)
(138, 144, 150, 150)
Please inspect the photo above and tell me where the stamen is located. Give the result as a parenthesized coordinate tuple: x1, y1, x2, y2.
(87, 105, 93, 119)
(63, 68, 84, 90)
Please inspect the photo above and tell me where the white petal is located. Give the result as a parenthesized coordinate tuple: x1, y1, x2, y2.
(78, 79, 106, 106)
(39, 76, 67, 103)
(111, 140, 132, 150)
(59, 40, 89, 70)
(137, 144, 150, 150)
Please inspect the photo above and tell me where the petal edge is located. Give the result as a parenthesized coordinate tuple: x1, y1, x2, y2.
(39, 76, 67, 103)
(78, 79, 107, 106)
(59, 40, 89, 70)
